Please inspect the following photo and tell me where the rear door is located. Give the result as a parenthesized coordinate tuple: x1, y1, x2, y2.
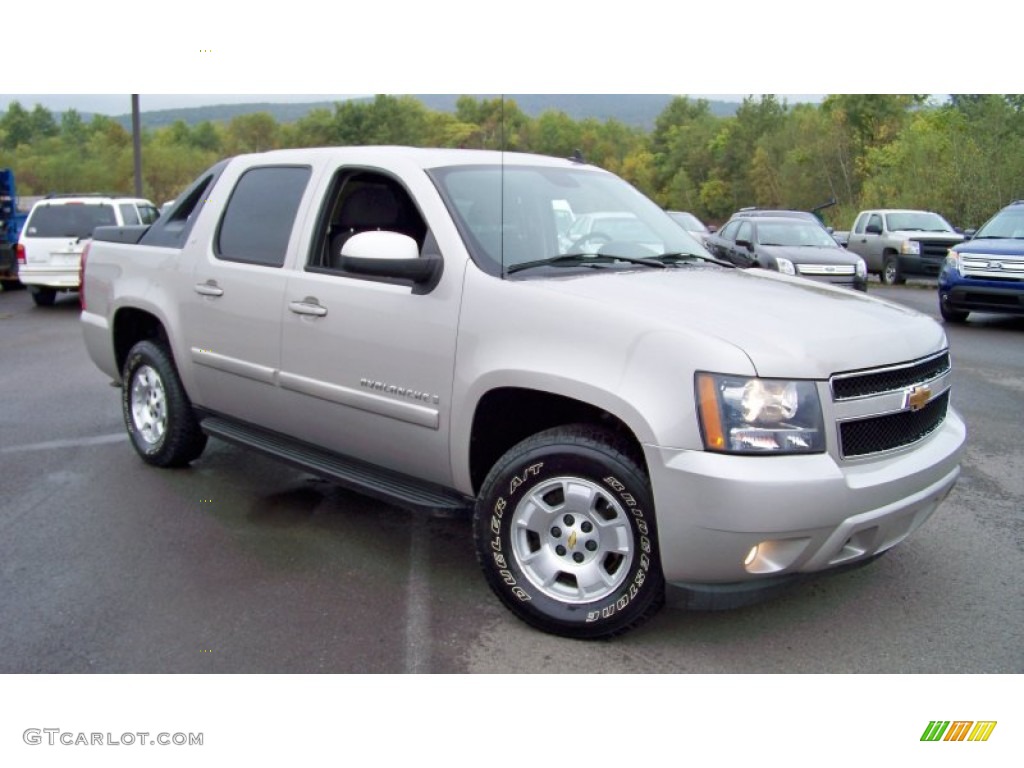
(20, 200, 117, 286)
(183, 163, 317, 431)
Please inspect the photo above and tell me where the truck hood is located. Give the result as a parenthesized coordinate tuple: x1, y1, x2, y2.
(892, 230, 964, 243)
(525, 266, 947, 379)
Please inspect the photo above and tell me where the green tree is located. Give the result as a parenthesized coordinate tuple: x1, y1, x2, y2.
(225, 112, 280, 153)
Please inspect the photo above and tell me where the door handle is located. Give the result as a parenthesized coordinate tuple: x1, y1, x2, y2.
(194, 281, 224, 297)
(288, 298, 328, 317)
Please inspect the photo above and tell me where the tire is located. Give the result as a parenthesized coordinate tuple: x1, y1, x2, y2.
(881, 256, 904, 285)
(122, 340, 207, 467)
(939, 299, 969, 323)
(29, 286, 57, 306)
(473, 424, 665, 639)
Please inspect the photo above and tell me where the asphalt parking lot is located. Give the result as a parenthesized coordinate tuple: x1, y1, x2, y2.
(0, 281, 1021, 673)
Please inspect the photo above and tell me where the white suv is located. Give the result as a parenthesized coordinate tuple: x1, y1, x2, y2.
(17, 194, 159, 306)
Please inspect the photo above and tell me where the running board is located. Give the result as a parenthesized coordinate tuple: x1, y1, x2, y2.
(200, 415, 473, 514)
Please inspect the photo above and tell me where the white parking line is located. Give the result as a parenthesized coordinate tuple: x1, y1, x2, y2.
(405, 514, 431, 673)
(2, 433, 127, 453)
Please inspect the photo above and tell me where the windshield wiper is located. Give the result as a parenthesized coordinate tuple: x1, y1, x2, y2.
(506, 253, 667, 274)
(653, 251, 736, 268)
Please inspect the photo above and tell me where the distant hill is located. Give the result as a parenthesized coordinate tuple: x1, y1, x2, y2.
(88, 94, 756, 132)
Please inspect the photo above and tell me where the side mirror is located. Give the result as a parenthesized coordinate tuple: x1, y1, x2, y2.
(963, 228, 976, 241)
(736, 238, 754, 250)
(340, 231, 440, 286)
(865, 223, 882, 235)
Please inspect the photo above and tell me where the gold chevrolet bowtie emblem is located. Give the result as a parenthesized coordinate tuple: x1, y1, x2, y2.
(568, 530, 578, 549)
(906, 384, 932, 412)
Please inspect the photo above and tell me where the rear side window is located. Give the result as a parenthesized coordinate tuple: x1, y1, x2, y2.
(24, 203, 117, 238)
(119, 203, 141, 225)
(216, 166, 311, 267)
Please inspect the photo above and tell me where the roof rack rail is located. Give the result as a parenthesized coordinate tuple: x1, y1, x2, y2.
(42, 192, 121, 200)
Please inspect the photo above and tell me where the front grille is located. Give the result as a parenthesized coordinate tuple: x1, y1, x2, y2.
(962, 254, 1024, 281)
(919, 240, 959, 259)
(797, 264, 856, 276)
(840, 391, 949, 458)
(831, 352, 950, 400)
(965, 292, 1022, 306)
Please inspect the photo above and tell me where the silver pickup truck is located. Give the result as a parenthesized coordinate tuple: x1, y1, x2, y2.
(844, 209, 964, 284)
(80, 147, 965, 638)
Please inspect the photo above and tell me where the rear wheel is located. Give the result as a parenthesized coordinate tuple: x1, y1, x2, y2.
(473, 424, 665, 639)
(29, 286, 57, 306)
(122, 340, 207, 467)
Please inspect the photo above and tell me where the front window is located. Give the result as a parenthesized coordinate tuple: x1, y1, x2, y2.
(429, 164, 708, 275)
(885, 211, 954, 232)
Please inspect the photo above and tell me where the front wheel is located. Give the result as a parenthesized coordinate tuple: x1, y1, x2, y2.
(881, 256, 905, 285)
(122, 340, 207, 467)
(473, 425, 664, 639)
(939, 299, 969, 323)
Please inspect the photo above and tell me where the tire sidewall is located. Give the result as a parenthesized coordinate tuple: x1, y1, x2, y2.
(476, 436, 662, 638)
(882, 257, 898, 285)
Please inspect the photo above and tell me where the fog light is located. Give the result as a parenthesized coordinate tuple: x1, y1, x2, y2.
(744, 545, 759, 567)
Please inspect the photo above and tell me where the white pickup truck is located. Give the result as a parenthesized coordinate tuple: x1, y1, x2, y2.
(80, 147, 965, 638)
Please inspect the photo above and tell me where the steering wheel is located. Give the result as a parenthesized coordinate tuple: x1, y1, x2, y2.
(566, 231, 613, 254)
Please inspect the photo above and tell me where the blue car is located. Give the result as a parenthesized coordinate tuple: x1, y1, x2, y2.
(939, 201, 1024, 322)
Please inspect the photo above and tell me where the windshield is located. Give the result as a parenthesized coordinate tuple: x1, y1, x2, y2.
(756, 221, 839, 248)
(974, 207, 1024, 239)
(429, 164, 709, 275)
(885, 211, 954, 232)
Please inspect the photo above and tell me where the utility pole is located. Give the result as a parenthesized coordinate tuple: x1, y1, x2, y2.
(131, 94, 142, 197)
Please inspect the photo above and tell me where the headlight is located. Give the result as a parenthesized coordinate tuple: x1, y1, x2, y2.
(944, 249, 962, 274)
(855, 258, 867, 279)
(900, 240, 921, 255)
(775, 257, 796, 275)
(696, 373, 826, 454)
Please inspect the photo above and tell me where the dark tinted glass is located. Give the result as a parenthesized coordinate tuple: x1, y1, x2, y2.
(217, 166, 311, 267)
(24, 203, 117, 238)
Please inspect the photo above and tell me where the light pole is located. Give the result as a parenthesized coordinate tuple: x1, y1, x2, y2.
(131, 94, 142, 198)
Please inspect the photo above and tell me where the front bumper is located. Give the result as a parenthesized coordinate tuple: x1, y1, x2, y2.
(939, 276, 1024, 316)
(645, 408, 965, 590)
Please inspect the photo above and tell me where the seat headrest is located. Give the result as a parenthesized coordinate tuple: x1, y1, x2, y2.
(337, 186, 400, 228)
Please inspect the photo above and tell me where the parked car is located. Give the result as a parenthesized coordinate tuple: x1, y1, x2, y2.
(705, 215, 867, 291)
(667, 210, 713, 244)
(562, 210, 705, 255)
(17, 194, 159, 306)
(844, 209, 964, 285)
(938, 200, 1024, 322)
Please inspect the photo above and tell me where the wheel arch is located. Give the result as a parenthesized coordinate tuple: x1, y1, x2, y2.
(467, 386, 647, 495)
(113, 307, 171, 377)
